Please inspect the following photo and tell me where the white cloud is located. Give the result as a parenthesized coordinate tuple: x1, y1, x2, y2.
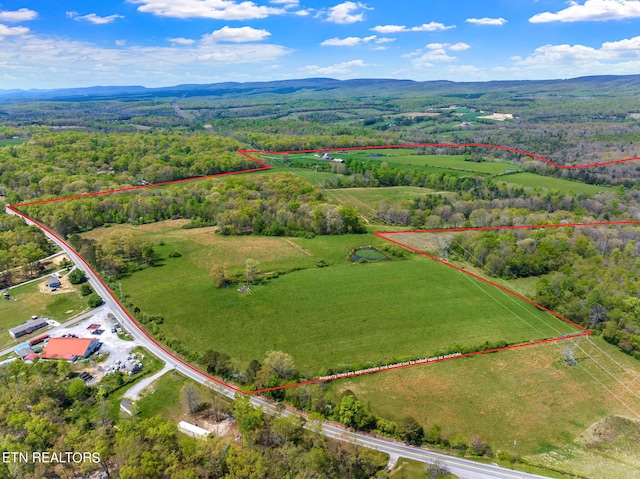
(466, 17, 507, 26)
(115, 39, 127, 46)
(0, 8, 37, 22)
(512, 36, 640, 78)
(410, 43, 469, 68)
(325, 2, 370, 24)
(530, 0, 640, 23)
(300, 59, 368, 76)
(128, 0, 289, 20)
(0, 31, 291, 88)
(202, 26, 271, 43)
(371, 22, 455, 33)
(68, 12, 125, 24)
(168, 37, 196, 45)
(321, 35, 393, 47)
(0, 24, 29, 40)
(270, 0, 298, 4)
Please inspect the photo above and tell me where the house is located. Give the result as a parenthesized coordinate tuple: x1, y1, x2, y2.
(9, 317, 49, 339)
(178, 421, 211, 438)
(41, 338, 101, 361)
(46, 277, 61, 290)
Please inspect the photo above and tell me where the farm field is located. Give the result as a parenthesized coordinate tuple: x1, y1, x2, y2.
(497, 172, 613, 195)
(260, 148, 613, 195)
(107, 223, 581, 375)
(0, 279, 87, 348)
(325, 186, 445, 212)
(327, 335, 640, 479)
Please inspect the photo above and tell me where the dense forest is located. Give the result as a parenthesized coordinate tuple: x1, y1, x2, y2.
(0, 213, 56, 288)
(21, 173, 365, 239)
(0, 131, 257, 203)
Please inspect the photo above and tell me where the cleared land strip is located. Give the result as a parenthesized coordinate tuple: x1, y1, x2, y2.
(9, 145, 640, 394)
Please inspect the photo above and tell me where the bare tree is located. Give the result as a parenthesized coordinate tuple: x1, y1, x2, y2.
(245, 258, 260, 285)
(206, 381, 225, 423)
(182, 383, 199, 424)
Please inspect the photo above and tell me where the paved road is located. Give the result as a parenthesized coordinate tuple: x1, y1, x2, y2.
(6, 205, 552, 479)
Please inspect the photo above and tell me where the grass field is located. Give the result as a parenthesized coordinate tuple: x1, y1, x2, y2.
(327, 335, 640, 477)
(497, 172, 613, 195)
(261, 148, 613, 195)
(371, 153, 521, 175)
(106, 223, 580, 375)
(0, 138, 25, 147)
(0, 280, 88, 348)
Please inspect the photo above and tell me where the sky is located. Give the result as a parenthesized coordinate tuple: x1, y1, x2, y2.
(2, 0, 640, 89)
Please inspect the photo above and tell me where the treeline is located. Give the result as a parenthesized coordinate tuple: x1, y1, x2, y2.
(68, 230, 157, 278)
(0, 213, 55, 287)
(441, 225, 640, 358)
(0, 360, 389, 479)
(22, 173, 366, 238)
(0, 130, 255, 202)
(206, 118, 398, 151)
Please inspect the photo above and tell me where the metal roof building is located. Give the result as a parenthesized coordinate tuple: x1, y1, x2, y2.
(41, 338, 101, 361)
(9, 317, 48, 339)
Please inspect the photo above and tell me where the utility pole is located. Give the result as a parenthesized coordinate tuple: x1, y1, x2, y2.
(512, 439, 517, 460)
(118, 283, 123, 301)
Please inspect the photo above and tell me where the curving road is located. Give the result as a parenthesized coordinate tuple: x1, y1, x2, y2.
(6, 205, 552, 479)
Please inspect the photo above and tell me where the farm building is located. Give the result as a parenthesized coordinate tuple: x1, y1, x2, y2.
(41, 338, 101, 361)
(9, 316, 48, 339)
(46, 277, 61, 290)
(178, 421, 211, 438)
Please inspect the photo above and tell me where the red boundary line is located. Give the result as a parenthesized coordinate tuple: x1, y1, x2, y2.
(7, 143, 637, 395)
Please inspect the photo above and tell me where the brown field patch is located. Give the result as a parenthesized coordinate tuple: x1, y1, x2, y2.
(398, 112, 441, 118)
(478, 113, 513, 121)
(81, 219, 190, 241)
(388, 232, 457, 253)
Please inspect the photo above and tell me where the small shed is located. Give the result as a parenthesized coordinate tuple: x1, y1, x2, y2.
(120, 399, 136, 415)
(178, 421, 211, 438)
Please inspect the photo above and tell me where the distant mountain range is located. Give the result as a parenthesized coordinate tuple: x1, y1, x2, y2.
(1, 75, 640, 103)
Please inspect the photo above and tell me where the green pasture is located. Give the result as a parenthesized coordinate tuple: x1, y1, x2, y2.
(498, 172, 613, 195)
(115, 227, 579, 374)
(325, 186, 440, 211)
(0, 138, 25, 147)
(377, 153, 521, 175)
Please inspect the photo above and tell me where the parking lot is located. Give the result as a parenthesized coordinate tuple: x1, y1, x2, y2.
(52, 307, 146, 381)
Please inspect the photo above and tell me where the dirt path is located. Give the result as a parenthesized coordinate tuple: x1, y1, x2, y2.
(282, 238, 313, 256)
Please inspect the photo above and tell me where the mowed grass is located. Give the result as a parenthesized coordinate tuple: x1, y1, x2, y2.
(498, 172, 613, 195)
(0, 280, 88, 347)
(375, 154, 521, 175)
(328, 336, 640, 464)
(115, 226, 579, 374)
(327, 186, 437, 205)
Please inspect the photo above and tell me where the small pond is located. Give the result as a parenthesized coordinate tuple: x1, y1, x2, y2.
(351, 247, 388, 262)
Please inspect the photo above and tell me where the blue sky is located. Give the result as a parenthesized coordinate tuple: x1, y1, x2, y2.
(2, 0, 640, 89)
